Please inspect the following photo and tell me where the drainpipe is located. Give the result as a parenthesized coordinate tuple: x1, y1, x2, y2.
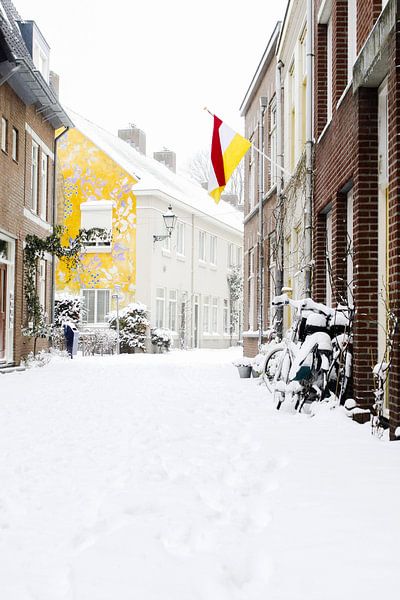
(275, 59, 284, 337)
(304, 0, 314, 297)
(258, 97, 268, 350)
(50, 126, 69, 323)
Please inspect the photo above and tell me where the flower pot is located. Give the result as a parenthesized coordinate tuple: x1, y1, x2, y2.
(237, 365, 252, 378)
(252, 368, 261, 378)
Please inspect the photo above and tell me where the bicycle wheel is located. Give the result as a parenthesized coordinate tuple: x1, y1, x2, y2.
(263, 345, 292, 409)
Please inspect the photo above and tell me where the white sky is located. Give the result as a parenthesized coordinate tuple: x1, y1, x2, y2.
(15, 0, 287, 171)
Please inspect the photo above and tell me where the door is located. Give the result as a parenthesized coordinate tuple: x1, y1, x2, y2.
(0, 263, 6, 360)
(194, 295, 199, 348)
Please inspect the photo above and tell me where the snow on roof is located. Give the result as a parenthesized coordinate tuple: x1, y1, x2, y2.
(66, 109, 244, 233)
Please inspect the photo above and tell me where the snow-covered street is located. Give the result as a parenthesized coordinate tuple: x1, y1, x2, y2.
(0, 348, 399, 599)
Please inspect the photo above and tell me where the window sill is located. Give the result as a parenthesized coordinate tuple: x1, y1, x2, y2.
(161, 249, 171, 257)
(23, 208, 52, 231)
(336, 81, 352, 110)
(177, 253, 186, 261)
(210, 263, 217, 270)
(198, 259, 207, 268)
(317, 119, 332, 144)
(85, 246, 112, 254)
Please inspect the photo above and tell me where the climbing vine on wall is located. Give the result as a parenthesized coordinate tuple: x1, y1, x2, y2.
(23, 225, 103, 352)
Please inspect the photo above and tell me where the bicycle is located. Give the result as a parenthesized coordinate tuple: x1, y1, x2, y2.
(263, 295, 353, 412)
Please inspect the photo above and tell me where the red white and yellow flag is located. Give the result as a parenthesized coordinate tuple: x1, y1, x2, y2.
(208, 114, 251, 204)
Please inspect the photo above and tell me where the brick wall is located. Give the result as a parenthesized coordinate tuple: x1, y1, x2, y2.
(0, 82, 56, 364)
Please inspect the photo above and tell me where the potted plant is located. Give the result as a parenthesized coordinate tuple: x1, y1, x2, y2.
(233, 356, 253, 378)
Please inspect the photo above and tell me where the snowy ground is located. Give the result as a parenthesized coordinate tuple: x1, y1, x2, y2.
(0, 348, 399, 599)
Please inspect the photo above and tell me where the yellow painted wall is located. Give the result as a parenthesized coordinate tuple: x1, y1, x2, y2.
(55, 128, 137, 307)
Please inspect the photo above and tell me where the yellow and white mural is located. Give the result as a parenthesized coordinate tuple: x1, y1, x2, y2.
(55, 127, 137, 323)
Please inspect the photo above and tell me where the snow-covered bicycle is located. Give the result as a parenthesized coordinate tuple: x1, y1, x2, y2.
(263, 295, 352, 412)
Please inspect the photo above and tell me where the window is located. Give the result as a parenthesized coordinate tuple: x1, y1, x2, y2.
(211, 297, 218, 333)
(40, 153, 48, 220)
(248, 249, 255, 330)
(228, 243, 235, 267)
(203, 295, 210, 333)
(210, 235, 217, 266)
(199, 230, 206, 261)
(236, 246, 242, 269)
(269, 100, 277, 188)
(327, 17, 333, 122)
(300, 27, 307, 147)
(326, 210, 333, 306)
(176, 221, 185, 256)
(288, 62, 296, 170)
(162, 234, 171, 252)
(168, 290, 177, 332)
(12, 128, 18, 162)
(82, 289, 110, 324)
(347, 189, 354, 304)
(347, 0, 357, 83)
(80, 200, 113, 248)
(1, 116, 8, 153)
(38, 259, 46, 310)
(223, 299, 229, 334)
(31, 141, 39, 212)
(248, 144, 256, 210)
(155, 287, 165, 328)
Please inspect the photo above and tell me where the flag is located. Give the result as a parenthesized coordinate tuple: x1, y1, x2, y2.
(208, 114, 251, 204)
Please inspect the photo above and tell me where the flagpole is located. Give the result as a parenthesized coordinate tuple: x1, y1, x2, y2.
(203, 107, 290, 177)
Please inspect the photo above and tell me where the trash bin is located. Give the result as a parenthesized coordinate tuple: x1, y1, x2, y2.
(63, 322, 80, 359)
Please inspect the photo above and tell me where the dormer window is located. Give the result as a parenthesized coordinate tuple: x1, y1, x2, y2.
(17, 21, 50, 83)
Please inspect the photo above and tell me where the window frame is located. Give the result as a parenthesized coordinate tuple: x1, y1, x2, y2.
(12, 127, 18, 162)
(40, 152, 48, 221)
(155, 287, 166, 328)
(210, 234, 217, 266)
(203, 295, 210, 333)
(176, 221, 185, 256)
(199, 230, 207, 262)
(31, 141, 39, 213)
(1, 116, 8, 153)
(81, 288, 111, 325)
(168, 289, 178, 332)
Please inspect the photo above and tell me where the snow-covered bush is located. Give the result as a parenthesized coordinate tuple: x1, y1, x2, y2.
(107, 303, 150, 353)
(151, 328, 173, 352)
(79, 328, 118, 355)
(54, 294, 83, 327)
(22, 348, 70, 369)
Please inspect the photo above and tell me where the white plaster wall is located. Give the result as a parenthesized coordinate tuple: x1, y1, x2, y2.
(136, 194, 243, 350)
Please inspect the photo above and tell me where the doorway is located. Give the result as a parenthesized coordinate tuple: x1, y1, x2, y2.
(0, 263, 7, 361)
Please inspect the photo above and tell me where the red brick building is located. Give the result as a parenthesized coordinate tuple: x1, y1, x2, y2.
(0, 0, 72, 367)
(240, 23, 281, 357)
(313, 0, 399, 438)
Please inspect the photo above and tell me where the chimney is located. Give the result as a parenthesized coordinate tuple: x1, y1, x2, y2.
(50, 71, 59, 98)
(118, 124, 146, 155)
(153, 149, 176, 173)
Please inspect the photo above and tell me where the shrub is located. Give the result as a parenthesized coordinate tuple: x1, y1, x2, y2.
(107, 303, 150, 352)
(54, 294, 83, 327)
(151, 328, 173, 352)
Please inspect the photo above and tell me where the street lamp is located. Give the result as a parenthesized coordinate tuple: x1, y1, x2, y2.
(153, 204, 177, 243)
(112, 284, 121, 354)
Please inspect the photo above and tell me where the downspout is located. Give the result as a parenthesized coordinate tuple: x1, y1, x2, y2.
(258, 97, 268, 350)
(275, 58, 284, 337)
(191, 213, 195, 349)
(305, 0, 314, 297)
(50, 126, 69, 323)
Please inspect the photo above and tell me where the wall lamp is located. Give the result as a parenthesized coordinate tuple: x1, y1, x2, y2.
(153, 204, 177, 243)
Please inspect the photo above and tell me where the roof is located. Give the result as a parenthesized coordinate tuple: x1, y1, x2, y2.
(66, 109, 244, 234)
(0, 0, 73, 129)
(240, 21, 282, 116)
